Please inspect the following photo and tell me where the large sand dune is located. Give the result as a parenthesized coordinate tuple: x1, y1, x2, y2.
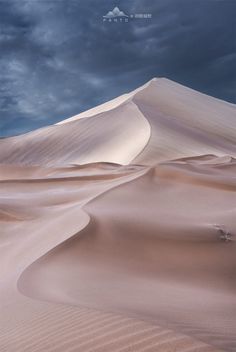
(0, 78, 235, 352)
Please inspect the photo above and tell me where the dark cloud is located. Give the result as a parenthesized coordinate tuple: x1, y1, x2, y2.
(0, 0, 235, 137)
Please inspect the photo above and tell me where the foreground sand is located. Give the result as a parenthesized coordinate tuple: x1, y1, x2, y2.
(0, 79, 235, 351)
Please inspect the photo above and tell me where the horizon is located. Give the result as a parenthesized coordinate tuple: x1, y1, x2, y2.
(1, 76, 235, 140)
(0, 0, 235, 137)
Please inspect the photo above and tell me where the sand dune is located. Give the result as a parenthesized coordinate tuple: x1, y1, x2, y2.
(0, 78, 235, 166)
(0, 78, 235, 351)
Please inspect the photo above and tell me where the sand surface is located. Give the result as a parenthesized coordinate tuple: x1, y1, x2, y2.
(0, 78, 235, 351)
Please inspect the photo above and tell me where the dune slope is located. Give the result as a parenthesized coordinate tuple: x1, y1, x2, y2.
(0, 78, 235, 352)
(0, 78, 235, 166)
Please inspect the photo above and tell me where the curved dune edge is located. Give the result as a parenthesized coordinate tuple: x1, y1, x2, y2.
(0, 158, 226, 352)
(0, 78, 235, 352)
(15, 156, 236, 352)
(0, 101, 151, 166)
(0, 78, 235, 166)
(55, 78, 155, 125)
(0, 162, 217, 352)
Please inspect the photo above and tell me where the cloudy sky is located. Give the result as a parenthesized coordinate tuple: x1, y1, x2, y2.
(0, 0, 235, 137)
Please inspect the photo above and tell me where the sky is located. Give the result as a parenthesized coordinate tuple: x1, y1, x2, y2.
(0, 0, 235, 137)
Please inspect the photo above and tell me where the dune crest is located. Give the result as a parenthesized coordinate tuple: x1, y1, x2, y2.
(0, 78, 235, 166)
(0, 78, 235, 352)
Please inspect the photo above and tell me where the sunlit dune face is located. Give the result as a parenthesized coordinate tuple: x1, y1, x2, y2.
(0, 79, 235, 352)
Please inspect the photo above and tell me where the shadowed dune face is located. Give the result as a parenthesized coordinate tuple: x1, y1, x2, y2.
(0, 78, 235, 166)
(0, 78, 236, 352)
(0, 102, 150, 166)
(17, 160, 236, 351)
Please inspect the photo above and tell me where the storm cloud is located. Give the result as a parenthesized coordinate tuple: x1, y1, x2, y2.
(0, 0, 235, 136)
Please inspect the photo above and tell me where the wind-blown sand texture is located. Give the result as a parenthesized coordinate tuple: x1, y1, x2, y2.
(0, 78, 235, 352)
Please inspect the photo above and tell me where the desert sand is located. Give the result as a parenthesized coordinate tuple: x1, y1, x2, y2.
(0, 78, 235, 352)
